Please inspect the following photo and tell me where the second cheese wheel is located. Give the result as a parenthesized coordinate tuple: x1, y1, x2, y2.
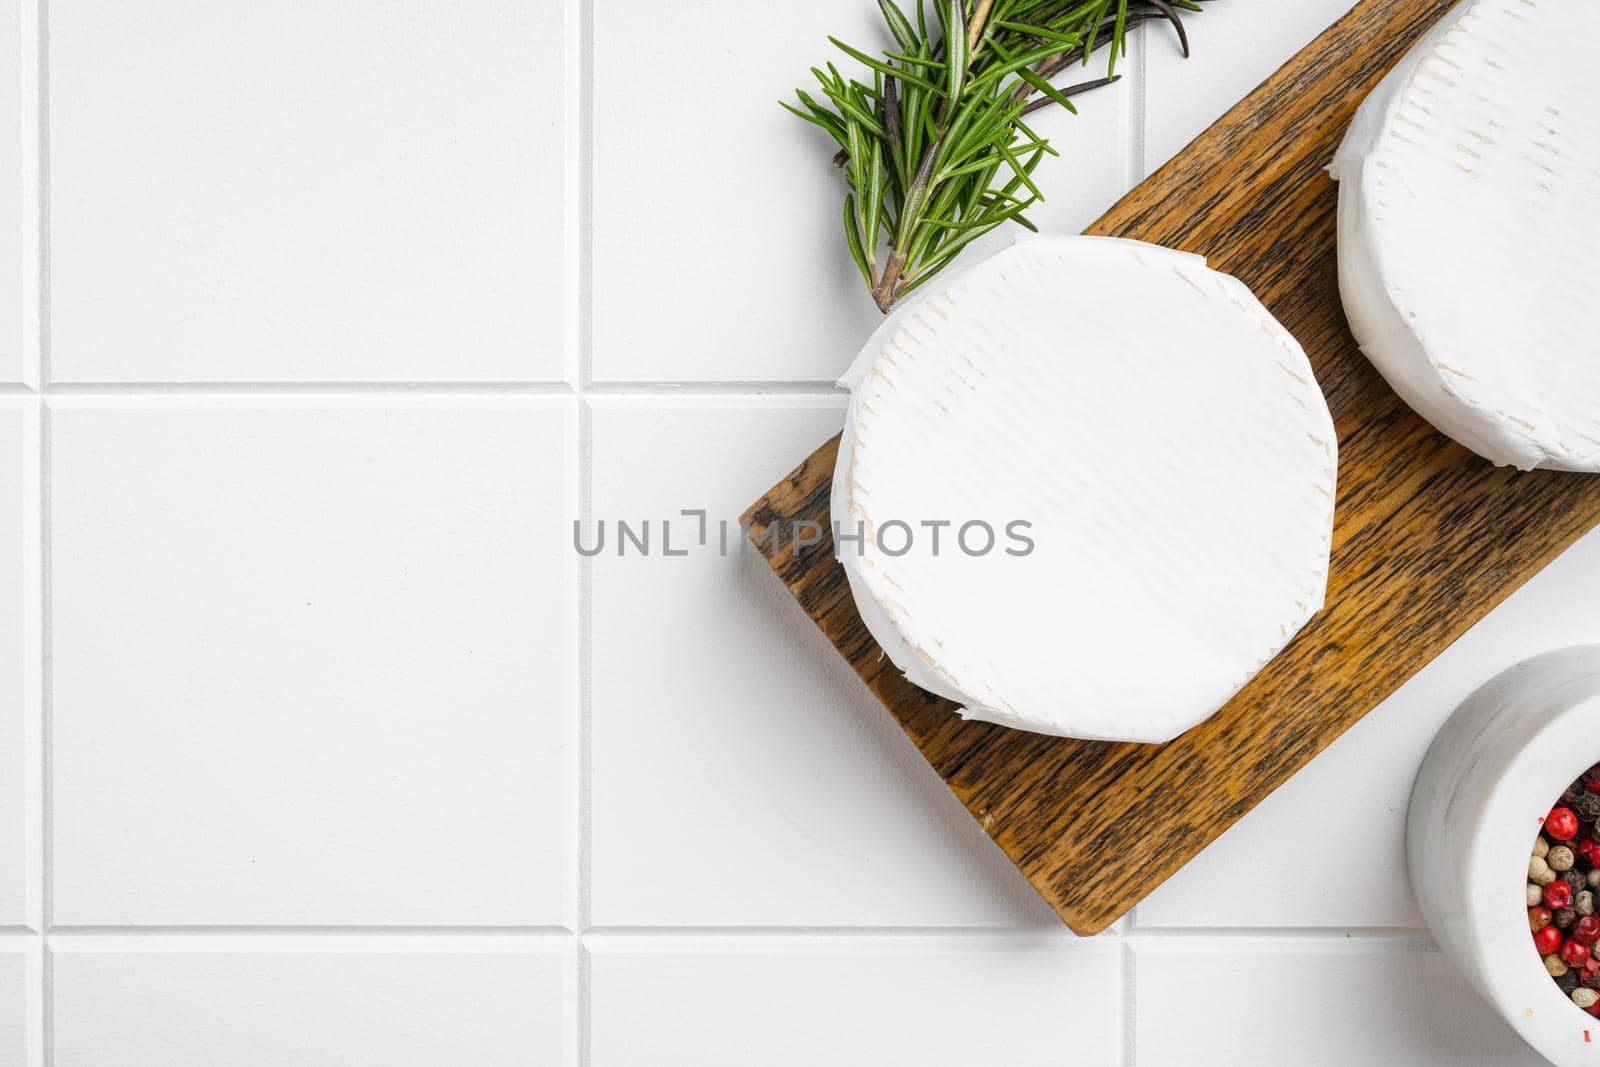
(1333, 0, 1600, 470)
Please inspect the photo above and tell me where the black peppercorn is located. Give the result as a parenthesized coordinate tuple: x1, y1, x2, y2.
(1556, 907, 1578, 930)
(1565, 868, 1587, 895)
(1575, 794, 1600, 823)
(1586, 969, 1600, 991)
(1559, 969, 1583, 994)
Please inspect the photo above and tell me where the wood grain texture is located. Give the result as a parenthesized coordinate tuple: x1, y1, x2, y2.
(742, 0, 1599, 935)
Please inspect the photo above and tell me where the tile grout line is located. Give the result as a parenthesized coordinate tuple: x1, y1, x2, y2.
(1124, 925, 1435, 940)
(43, 381, 580, 395)
(1128, 20, 1148, 187)
(20, 402, 41, 935)
(571, 0, 594, 1065)
(1121, 906, 1139, 1067)
(583, 381, 846, 396)
(44, 925, 581, 936)
(576, 940, 592, 1067)
(580, 926, 1095, 940)
(34, 0, 52, 1061)
(32, 0, 46, 393)
(35, 286, 51, 1067)
(1121, 936, 1136, 1067)
(37, 381, 844, 397)
(39, 938, 50, 1067)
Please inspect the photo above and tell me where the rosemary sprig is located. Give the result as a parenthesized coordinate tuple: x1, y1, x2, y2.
(786, 0, 1206, 312)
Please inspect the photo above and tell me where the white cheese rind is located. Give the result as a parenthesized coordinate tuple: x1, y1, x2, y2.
(833, 235, 1336, 742)
(1331, 0, 1600, 471)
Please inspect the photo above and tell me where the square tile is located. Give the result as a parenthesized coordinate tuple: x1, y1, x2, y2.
(1137, 528, 1600, 929)
(1132, 938, 1542, 1065)
(592, 5, 1141, 384)
(0, 0, 27, 385)
(0, 403, 35, 927)
(587, 398, 1051, 926)
(48, 1, 568, 383)
(591, 0, 881, 383)
(48, 400, 574, 925)
(51, 937, 571, 1066)
(1142, 0, 1355, 173)
(589, 935, 1114, 1067)
(0, 940, 41, 1067)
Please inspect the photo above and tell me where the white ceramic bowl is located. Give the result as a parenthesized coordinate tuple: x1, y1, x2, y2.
(1410, 645, 1600, 1065)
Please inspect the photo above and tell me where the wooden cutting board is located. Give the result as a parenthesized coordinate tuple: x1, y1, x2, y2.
(742, 0, 1600, 935)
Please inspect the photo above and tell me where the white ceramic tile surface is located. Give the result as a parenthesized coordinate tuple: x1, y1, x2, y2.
(1142, 0, 1357, 173)
(50, 938, 571, 1066)
(1132, 938, 1545, 1066)
(589, 936, 1116, 1067)
(591, 0, 883, 383)
(588, 398, 1051, 926)
(48, 401, 574, 925)
(0, 404, 34, 928)
(0, 0, 25, 385)
(0, 941, 40, 1067)
(47, 1, 568, 383)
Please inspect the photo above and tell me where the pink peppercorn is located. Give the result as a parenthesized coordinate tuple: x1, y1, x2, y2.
(1564, 940, 1591, 968)
(1537, 924, 1565, 955)
(1548, 881, 1575, 909)
(1549, 807, 1581, 841)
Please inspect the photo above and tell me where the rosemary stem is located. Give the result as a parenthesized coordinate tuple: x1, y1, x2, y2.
(884, 126, 948, 310)
(966, 0, 997, 52)
(874, 250, 908, 312)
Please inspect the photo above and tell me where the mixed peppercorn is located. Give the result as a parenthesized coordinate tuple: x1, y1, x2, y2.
(1529, 767, 1600, 1014)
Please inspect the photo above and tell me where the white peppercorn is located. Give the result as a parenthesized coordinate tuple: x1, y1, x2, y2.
(1547, 953, 1571, 977)
(1532, 856, 1557, 886)
(1575, 988, 1600, 1010)
(1589, 868, 1600, 890)
(1535, 836, 1552, 858)
(1532, 882, 1549, 906)
(1550, 845, 1577, 872)
(1579, 891, 1596, 917)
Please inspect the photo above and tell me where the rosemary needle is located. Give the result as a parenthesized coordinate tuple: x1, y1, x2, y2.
(785, 0, 1208, 313)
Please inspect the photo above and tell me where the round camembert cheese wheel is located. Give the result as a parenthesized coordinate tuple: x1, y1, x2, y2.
(1331, 0, 1600, 470)
(832, 235, 1336, 742)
